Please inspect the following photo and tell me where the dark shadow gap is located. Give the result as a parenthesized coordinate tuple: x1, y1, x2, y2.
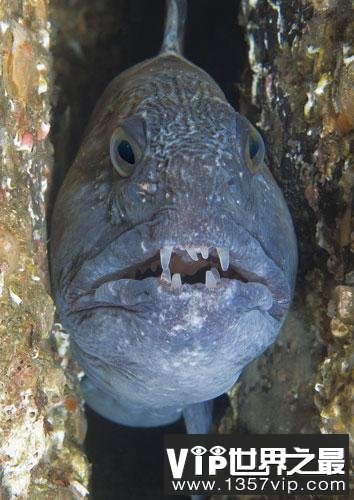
(185, 0, 246, 109)
(85, 394, 230, 500)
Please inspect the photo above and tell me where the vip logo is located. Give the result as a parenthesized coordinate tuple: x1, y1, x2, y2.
(164, 435, 349, 496)
(167, 445, 228, 478)
(166, 444, 347, 479)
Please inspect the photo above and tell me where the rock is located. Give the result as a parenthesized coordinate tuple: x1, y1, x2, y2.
(0, 1, 89, 498)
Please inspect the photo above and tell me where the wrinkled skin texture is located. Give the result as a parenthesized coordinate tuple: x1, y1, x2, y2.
(51, 54, 297, 427)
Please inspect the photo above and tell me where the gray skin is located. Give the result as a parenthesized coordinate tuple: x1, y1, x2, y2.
(50, 15, 297, 430)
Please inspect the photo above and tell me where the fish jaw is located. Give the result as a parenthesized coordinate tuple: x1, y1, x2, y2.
(65, 276, 279, 409)
(53, 218, 288, 410)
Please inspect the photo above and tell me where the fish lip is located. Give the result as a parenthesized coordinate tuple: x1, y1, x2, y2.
(66, 229, 291, 320)
(70, 252, 290, 320)
(70, 276, 274, 316)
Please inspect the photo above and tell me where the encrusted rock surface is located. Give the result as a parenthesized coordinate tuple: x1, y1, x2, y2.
(218, 0, 353, 495)
(0, 1, 89, 498)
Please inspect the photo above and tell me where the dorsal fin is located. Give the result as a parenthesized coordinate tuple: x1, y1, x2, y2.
(160, 0, 187, 55)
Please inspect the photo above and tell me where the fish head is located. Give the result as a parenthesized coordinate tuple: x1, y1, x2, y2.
(51, 56, 297, 409)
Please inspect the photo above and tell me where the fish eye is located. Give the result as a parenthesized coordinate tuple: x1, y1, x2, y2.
(245, 125, 265, 174)
(110, 127, 142, 177)
(117, 140, 135, 164)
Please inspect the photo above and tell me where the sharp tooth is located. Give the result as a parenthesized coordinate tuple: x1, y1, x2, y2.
(186, 247, 198, 261)
(206, 269, 219, 288)
(210, 267, 220, 280)
(160, 246, 173, 270)
(200, 247, 209, 259)
(216, 247, 229, 271)
(161, 269, 171, 283)
(171, 273, 182, 288)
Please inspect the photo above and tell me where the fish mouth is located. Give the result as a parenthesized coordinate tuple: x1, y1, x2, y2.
(69, 235, 290, 321)
(62, 207, 291, 320)
(118, 246, 245, 289)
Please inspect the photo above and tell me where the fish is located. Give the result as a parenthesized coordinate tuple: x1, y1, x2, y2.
(50, 0, 297, 435)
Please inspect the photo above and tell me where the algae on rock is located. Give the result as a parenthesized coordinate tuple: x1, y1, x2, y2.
(0, 1, 89, 498)
(219, 0, 353, 473)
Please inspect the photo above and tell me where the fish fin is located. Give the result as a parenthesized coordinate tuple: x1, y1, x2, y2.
(183, 399, 213, 434)
(184, 401, 213, 499)
(160, 0, 187, 55)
